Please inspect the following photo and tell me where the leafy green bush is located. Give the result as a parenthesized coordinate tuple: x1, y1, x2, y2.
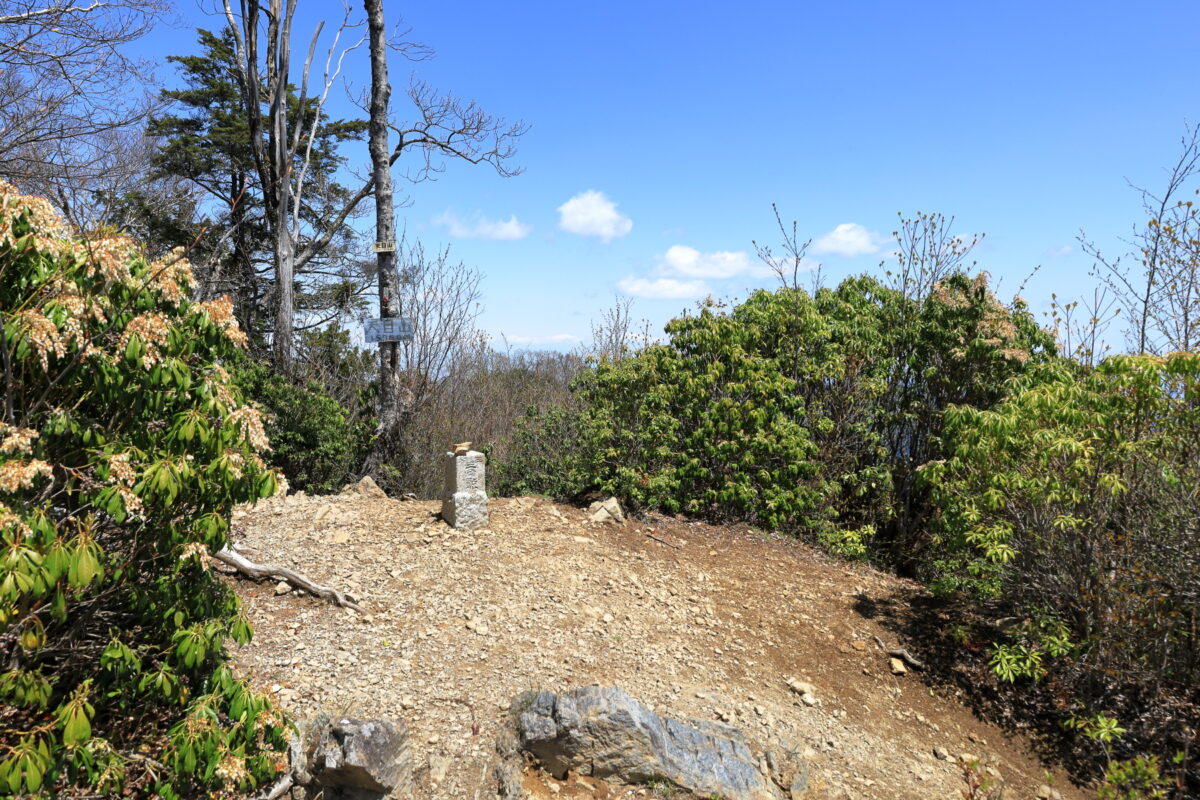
(926, 353, 1200, 781)
(0, 183, 288, 797)
(577, 302, 827, 528)
(1098, 755, 1177, 800)
(234, 357, 372, 494)
(491, 405, 588, 499)
(523, 273, 1049, 562)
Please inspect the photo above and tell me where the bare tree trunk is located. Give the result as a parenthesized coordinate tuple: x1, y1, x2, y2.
(362, 0, 408, 477)
(268, 0, 296, 369)
(225, 0, 301, 371)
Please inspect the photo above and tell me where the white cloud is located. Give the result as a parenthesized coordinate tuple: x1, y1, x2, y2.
(811, 223, 884, 257)
(660, 245, 755, 279)
(1046, 244, 1073, 257)
(504, 332, 579, 345)
(557, 190, 633, 242)
(433, 210, 531, 240)
(618, 276, 710, 300)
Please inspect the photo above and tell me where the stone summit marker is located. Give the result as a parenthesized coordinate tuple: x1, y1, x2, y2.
(441, 445, 488, 530)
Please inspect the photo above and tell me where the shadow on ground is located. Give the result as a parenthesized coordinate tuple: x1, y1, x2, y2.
(851, 587, 1087, 785)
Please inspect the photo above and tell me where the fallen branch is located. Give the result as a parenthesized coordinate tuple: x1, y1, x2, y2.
(873, 635, 925, 670)
(213, 545, 363, 612)
(259, 733, 309, 800)
(258, 772, 294, 800)
(646, 532, 680, 550)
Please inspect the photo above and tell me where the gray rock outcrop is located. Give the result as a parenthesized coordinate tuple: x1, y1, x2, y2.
(306, 717, 412, 798)
(515, 685, 783, 799)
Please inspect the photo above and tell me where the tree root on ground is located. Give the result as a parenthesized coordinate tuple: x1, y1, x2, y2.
(213, 545, 363, 612)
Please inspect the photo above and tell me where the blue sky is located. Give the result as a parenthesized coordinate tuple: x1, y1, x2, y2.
(143, 1, 1200, 349)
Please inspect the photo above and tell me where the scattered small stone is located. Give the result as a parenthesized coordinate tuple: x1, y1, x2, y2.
(889, 657, 907, 675)
(274, 581, 291, 595)
(933, 746, 951, 761)
(428, 754, 451, 786)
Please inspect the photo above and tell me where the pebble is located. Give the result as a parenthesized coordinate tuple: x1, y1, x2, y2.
(428, 755, 451, 785)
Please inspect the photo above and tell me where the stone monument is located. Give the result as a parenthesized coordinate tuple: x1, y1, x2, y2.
(441, 445, 488, 529)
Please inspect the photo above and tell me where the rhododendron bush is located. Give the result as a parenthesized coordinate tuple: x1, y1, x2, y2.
(0, 183, 289, 798)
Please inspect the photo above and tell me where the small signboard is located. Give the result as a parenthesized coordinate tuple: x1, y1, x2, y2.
(372, 240, 396, 253)
(364, 317, 414, 343)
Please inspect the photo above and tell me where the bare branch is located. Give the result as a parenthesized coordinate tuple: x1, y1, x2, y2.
(0, 0, 164, 193)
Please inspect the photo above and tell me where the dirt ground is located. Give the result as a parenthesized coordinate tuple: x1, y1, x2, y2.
(224, 485, 1088, 800)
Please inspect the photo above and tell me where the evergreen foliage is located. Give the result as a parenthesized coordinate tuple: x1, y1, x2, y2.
(232, 358, 372, 495)
(503, 270, 1052, 566)
(0, 183, 288, 797)
(232, 325, 377, 495)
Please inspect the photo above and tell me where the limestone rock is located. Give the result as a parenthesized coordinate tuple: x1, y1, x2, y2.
(515, 685, 782, 799)
(587, 497, 625, 524)
(764, 746, 809, 796)
(342, 475, 388, 499)
(306, 717, 412, 797)
(494, 730, 524, 799)
(785, 677, 818, 706)
(889, 657, 907, 675)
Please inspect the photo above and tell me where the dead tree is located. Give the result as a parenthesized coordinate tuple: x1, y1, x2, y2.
(220, 0, 524, 376)
(354, 2, 526, 481)
(1080, 125, 1200, 355)
(360, 0, 405, 476)
(221, 0, 371, 369)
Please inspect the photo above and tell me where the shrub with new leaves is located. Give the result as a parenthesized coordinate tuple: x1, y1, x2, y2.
(925, 353, 1200, 780)
(0, 183, 289, 797)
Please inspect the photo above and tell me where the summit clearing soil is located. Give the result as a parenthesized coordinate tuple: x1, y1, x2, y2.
(225, 485, 1087, 800)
